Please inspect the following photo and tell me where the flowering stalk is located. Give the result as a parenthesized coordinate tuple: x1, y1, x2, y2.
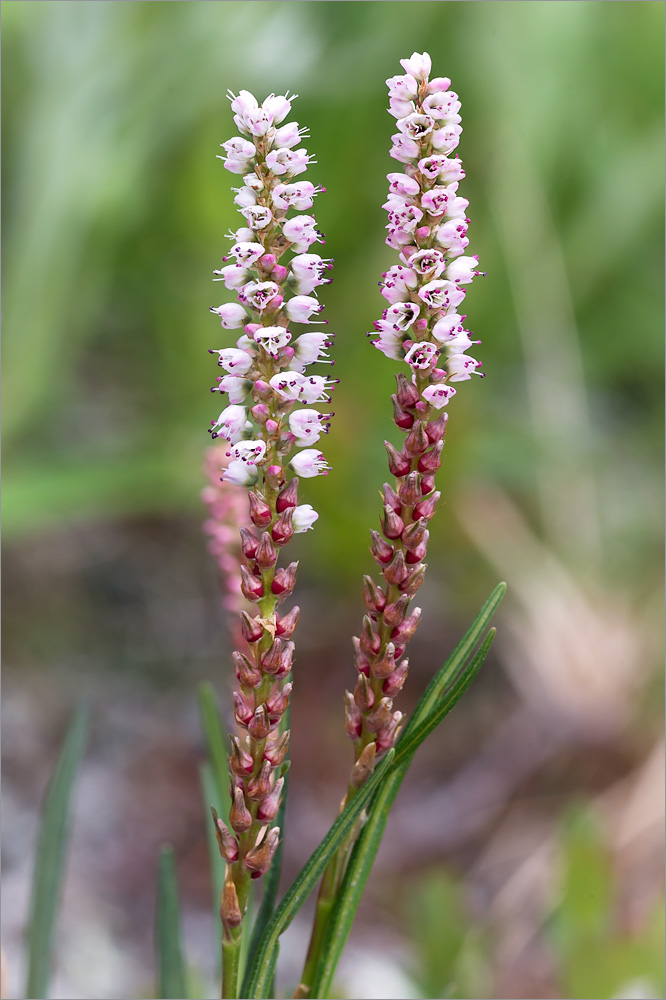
(295, 52, 484, 998)
(206, 88, 334, 1000)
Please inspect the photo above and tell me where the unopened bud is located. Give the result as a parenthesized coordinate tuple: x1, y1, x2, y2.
(385, 440, 411, 478)
(247, 760, 273, 800)
(211, 807, 240, 863)
(260, 638, 294, 676)
(229, 736, 254, 776)
(398, 471, 423, 506)
(271, 507, 294, 545)
(233, 651, 263, 689)
(240, 611, 264, 643)
(233, 691, 254, 726)
(425, 410, 449, 444)
(366, 696, 393, 733)
(383, 658, 410, 697)
(272, 561, 299, 596)
(255, 532, 278, 570)
(391, 394, 414, 430)
(257, 776, 284, 822)
(354, 672, 375, 712)
(344, 690, 363, 740)
(229, 786, 253, 833)
(248, 491, 273, 528)
(362, 575, 386, 614)
(240, 564, 264, 601)
(382, 482, 402, 515)
(420, 474, 436, 494)
(384, 548, 408, 586)
(350, 742, 377, 790)
(418, 440, 444, 474)
(221, 878, 243, 929)
(370, 530, 394, 565)
(391, 607, 422, 643)
(376, 711, 404, 754)
(266, 681, 292, 720)
(372, 641, 397, 680)
(406, 538, 428, 563)
(353, 636, 371, 676)
(248, 704, 271, 740)
(413, 491, 441, 521)
(404, 421, 429, 457)
(382, 593, 410, 628)
(382, 504, 404, 540)
(244, 826, 280, 877)
(275, 605, 300, 638)
(399, 562, 427, 595)
(402, 518, 428, 550)
(264, 730, 290, 766)
(395, 372, 420, 409)
(359, 615, 381, 656)
(251, 403, 271, 422)
(276, 478, 299, 513)
(239, 527, 259, 560)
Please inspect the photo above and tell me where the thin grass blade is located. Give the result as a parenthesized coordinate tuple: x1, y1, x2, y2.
(242, 749, 396, 999)
(200, 762, 226, 979)
(25, 704, 89, 999)
(156, 845, 188, 999)
(197, 681, 231, 821)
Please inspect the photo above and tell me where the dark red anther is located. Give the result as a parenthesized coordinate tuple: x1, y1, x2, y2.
(276, 478, 299, 513)
(404, 421, 429, 457)
(398, 471, 422, 506)
(413, 491, 441, 521)
(395, 372, 420, 409)
(359, 615, 381, 656)
(239, 527, 259, 560)
(354, 672, 375, 712)
(384, 548, 408, 586)
(247, 759, 273, 800)
(385, 440, 411, 478)
(264, 730, 290, 766)
(418, 440, 444, 474)
(382, 593, 410, 628)
(383, 658, 410, 697)
(240, 610, 264, 644)
(370, 530, 394, 565)
(248, 491, 272, 527)
(362, 575, 386, 614)
(233, 651, 263, 689)
(391, 394, 414, 430)
(233, 691, 254, 727)
(240, 564, 264, 601)
(382, 482, 402, 515)
(391, 607, 422, 643)
(229, 736, 254, 777)
(271, 507, 294, 545)
(255, 531, 278, 570)
(248, 704, 271, 740)
(399, 562, 427, 596)
(406, 538, 428, 563)
(382, 504, 404, 540)
(272, 561, 299, 596)
(275, 605, 300, 638)
(425, 411, 449, 444)
(402, 518, 428, 550)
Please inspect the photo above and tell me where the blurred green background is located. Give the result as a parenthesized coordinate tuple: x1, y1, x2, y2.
(2, 2, 664, 999)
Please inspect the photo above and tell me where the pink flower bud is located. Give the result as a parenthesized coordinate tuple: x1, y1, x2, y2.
(275, 606, 300, 638)
(372, 642, 397, 680)
(221, 878, 243, 930)
(229, 786, 253, 833)
(406, 539, 428, 563)
(370, 530, 394, 565)
(353, 636, 371, 676)
(264, 730, 290, 766)
(239, 527, 259, 559)
(382, 504, 404, 540)
(271, 507, 295, 545)
(404, 421, 430, 457)
(248, 705, 271, 740)
(229, 736, 255, 776)
(240, 564, 264, 601)
(385, 440, 411, 477)
(383, 658, 410, 697)
(247, 760, 273, 800)
(271, 561, 299, 596)
(212, 808, 240, 863)
(400, 563, 427, 596)
(391, 395, 414, 429)
(362, 576, 386, 614)
(244, 826, 281, 878)
(366, 697, 394, 734)
(233, 651, 263, 689)
(382, 482, 403, 515)
(233, 691, 254, 727)
(344, 691, 363, 740)
(398, 471, 423, 506)
(360, 615, 381, 656)
(255, 531, 278, 570)
(266, 681, 292, 720)
(384, 549, 409, 586)
(391, 607, 422, 642)
(413, 491, 441, 520)
(248, 491, 272, 527)
(240, 611, 264, 643)
(418, 441, 444, 473)
(425, 411, 449, 443)
(382, 594, 410, 628)
(350, 742, 377, 790)
(395, 372, 421, 408)
(354, 672, 375, 712)
(257, 777, 284, 823)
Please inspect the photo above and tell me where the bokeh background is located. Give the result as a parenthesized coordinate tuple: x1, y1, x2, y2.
(2, 2, 664, 998)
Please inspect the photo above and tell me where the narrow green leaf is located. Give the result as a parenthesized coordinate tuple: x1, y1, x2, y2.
(156, 845, 188, 999)
(26, 704, 89, 999)
(240, 705, 291, 998)
(197, 681, 230, 822)
(311, 625, 499, 999)
(200, 762, 225, 978)
(243, 749, 396, 999)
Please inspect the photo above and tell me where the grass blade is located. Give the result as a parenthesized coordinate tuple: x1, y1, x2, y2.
(240, 705, 291, 997)
(242, 749, 396, 999)
(197, 681, 231, 821)
(156, 845, 188, 999)
(309, 603, 502, 998)
(25, 704, 89, 999)
(200, 762, 226, 979)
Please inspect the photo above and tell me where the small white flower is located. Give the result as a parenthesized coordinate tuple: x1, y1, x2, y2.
(445, 255, 481, 284)
(390, 133, 420, 163)
(272, 182, 318, 211)
(221, 136, 256, 159)
(282, 215, 319, 252)
(231, 439, 267, 465)
(241, 205, 273, 230)
(404, 341, 439, 370)
(284, 295, 322, 323)
(431, 124, 463, 153)
(223, 458, 259, 487)
(215, 375, 251, 403)
(292, 504, 319, 532)
(435, 219, 469, 255)
(210, 404, 247, 442)
(265, 147, 310, 176)
(372, 321, 404, 361)
(386, 74, 419, 101)
(233, 186, 257, 209)
(289, 332, 331, 371)
(241, 280, 280, 311)
(447, 353, 481, 381)
(386, 172, 420, 197)
(399, 51, 432, 80)
(381, 264, 418, 304)
(254, 326, 292, 355)
(388, 97, 415, 119)
(407, 249, 447, 278)
(262, 93, 292, 124)
(213, 348, 254, 374)
(269, 372, 306, 400)
(298, 375, 336, 403)
(422, 384, 456, 408)
(228, 242, 265, 265)
(210, 302, 248, 328)
(385, 301, 420, 331)
(290, 448, 330, 478)
(423, 90, 462, 121)
(213, 264, 249, 289)
(418, 279, 465, 311)
(272, 121, 303, 148)
(396, 113, 435, 139)
(288, 408, 329, 446)
(243, 174, 264, 191)
(432, 314, 465, 343)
